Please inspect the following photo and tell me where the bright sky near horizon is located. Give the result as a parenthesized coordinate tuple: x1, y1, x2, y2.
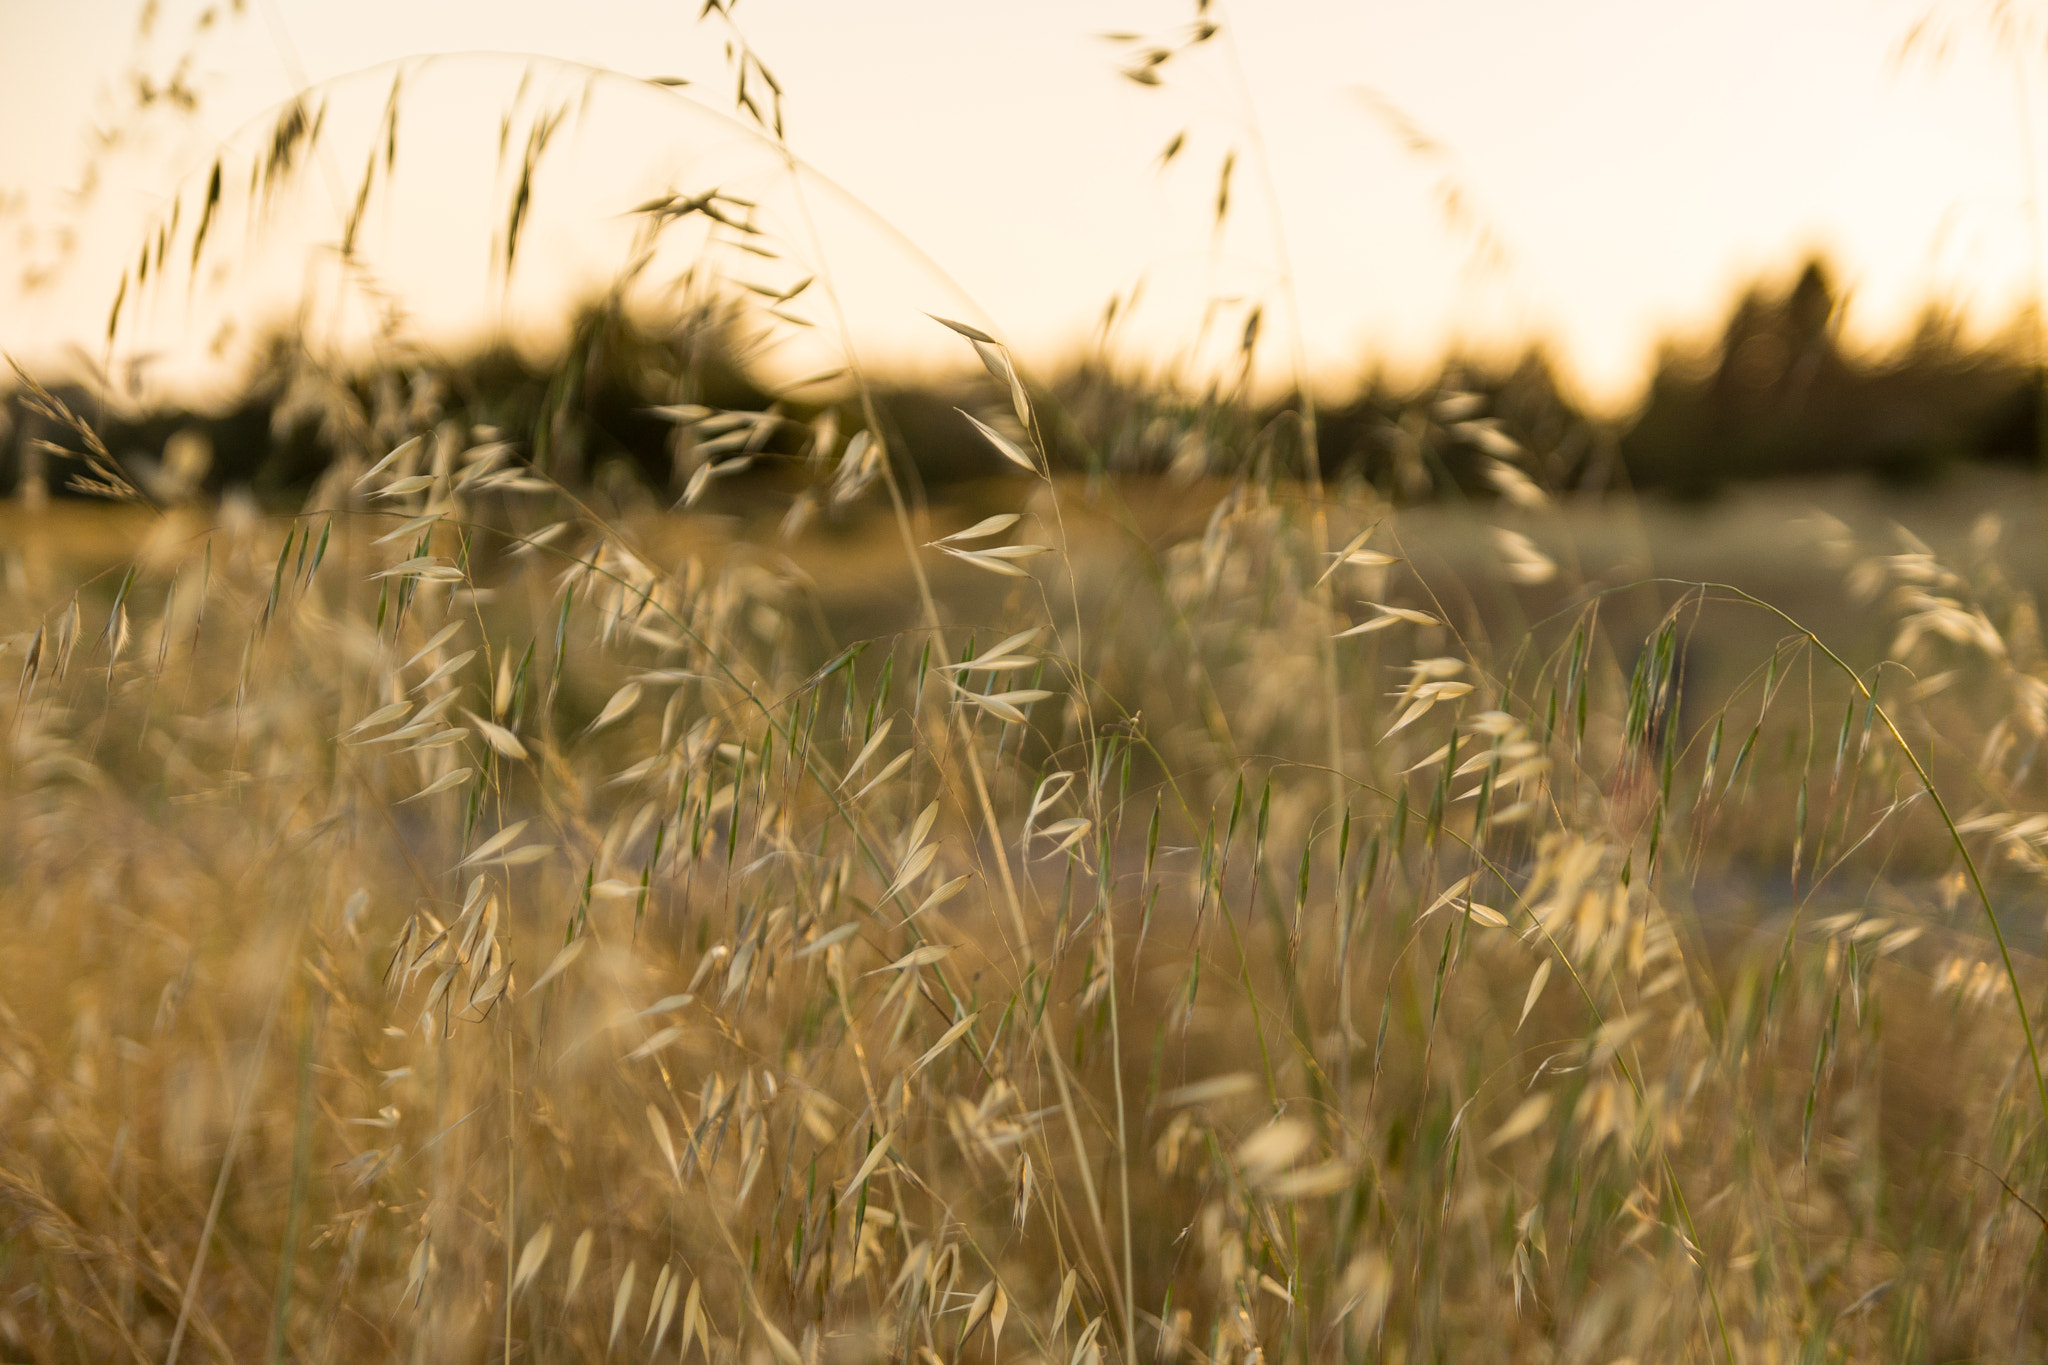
(0, 0, 2041, 411)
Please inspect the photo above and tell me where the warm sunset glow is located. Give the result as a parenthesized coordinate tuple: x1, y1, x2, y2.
(0, 0, 2038, 409)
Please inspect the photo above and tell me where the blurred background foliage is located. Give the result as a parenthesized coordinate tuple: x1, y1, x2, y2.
(6, 253, 2045, 509)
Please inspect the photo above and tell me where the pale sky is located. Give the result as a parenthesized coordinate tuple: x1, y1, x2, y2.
(0, 0, 2040, 412)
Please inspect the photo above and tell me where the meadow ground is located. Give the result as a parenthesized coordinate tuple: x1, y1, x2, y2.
(4, 462, 2048, 1363)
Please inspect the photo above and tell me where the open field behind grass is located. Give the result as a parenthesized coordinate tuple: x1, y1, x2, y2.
(5, 463, 2048, 1364)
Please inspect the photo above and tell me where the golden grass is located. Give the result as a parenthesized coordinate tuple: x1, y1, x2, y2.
(3, 422, 2048, 1362)
(9, 8, 2048, 1359)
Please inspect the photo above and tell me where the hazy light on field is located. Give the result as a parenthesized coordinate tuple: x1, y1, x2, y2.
(0, 0, 2038, 409)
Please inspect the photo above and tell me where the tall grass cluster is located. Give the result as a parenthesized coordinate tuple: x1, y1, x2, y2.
(7, 7, 2048, 1363)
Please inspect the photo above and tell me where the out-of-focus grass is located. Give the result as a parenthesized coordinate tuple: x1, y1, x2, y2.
(4, 446, 2048, 1362)
(7, 8, 2048, 1360)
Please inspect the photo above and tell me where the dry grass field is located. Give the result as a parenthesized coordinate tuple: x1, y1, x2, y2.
(9, 6, 2048, 1359)
(5, 432, 2048, 1363)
